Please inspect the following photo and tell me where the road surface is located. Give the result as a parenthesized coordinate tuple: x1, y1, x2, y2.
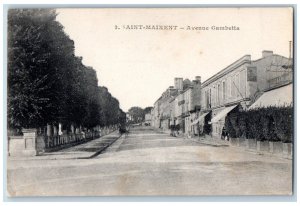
(7, 126, 292, 196)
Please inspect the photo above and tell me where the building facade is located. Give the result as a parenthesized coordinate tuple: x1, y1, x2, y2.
(200, 51, 291, 138)
(152, 99, 160, 128)
(151, 78, 183, 131)
(144, 113, 152, 126)
(168, 77, 201, 136)
(151, 50, 292, 138)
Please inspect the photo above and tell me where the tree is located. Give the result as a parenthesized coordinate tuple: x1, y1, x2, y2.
(8, 9, 61, 128)
(97, 86, 122, 127)
(128, 106, 145, 123)
(8, 9, 125, 131)
(144, 106, 153, 114)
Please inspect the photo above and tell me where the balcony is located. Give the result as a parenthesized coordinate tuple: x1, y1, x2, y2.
(267, 72, 292, 89)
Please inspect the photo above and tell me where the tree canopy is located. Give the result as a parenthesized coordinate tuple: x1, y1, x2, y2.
(127, 106, 153, 123)
(8, 9, 125, 129)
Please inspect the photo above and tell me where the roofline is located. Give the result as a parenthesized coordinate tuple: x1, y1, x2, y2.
(201, 53, 291, 88)
(263, 81, 292, 93)
(251, 54, 291, 63)
(201, 54, 251, 87)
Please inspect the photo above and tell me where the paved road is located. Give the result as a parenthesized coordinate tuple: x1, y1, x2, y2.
(7, 126, 292, 196)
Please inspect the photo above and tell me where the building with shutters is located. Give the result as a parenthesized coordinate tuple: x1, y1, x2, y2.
(200, 50, 291, 138)
(170, 77, 201, 136)
(151, 77, 201, 135)
(151, 78, 183, 131)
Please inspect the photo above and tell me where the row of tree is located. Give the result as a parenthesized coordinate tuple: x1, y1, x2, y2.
(8, 9, 126, 130)
(127, 106, 153, 123)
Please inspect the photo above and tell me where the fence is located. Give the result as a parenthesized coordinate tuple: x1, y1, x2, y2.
(225, 106, 293, 159)
(8, 126, 117, 156)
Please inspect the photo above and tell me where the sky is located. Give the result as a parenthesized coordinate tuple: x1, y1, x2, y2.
(56, 8, 293, 112)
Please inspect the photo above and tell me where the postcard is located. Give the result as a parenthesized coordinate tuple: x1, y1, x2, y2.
(6, 7, 294, 197)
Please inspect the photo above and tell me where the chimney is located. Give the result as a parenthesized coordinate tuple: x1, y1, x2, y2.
(174, 77, 183, 90)
(195, 76, 201, 84)
(262, 50, 273, 58)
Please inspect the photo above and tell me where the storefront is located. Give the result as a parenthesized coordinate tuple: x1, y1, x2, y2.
(191, 112, 210, 136)
(210, 105, 238, 138)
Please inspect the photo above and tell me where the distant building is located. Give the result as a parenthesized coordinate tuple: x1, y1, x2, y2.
(126, 113, 133, 122)
(157, 82, 181, 131)
(152, 99, 160, 128)
(144, 113, 152, 126)
(152, 78, 184, 131)
(150, 108, 155, 127)
(170, 76, 201, 136)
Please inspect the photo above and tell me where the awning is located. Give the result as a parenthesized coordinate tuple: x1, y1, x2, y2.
(249, 83, 293, 109)
(191, 112, 209, 125)
(210, 105, 238, 124)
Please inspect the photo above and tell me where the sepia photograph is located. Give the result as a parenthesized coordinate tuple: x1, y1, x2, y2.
(5, 6, 294, 197)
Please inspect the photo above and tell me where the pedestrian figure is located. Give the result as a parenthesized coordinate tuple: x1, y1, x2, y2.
(170, 125, 176, 137)
(198, 123, 204, 137)
(125, 126, 129, 137)
(119, 126, 127, 136)
(221, 127, 229, 141)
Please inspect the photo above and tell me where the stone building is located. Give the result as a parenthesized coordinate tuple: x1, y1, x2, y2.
(200, 50, 291, 138)
(159, 86, 178, 131)
(189, 77, 202, 136)
(144, 113, 152, 126)
(170, 77, 201, 136)
(151, 78, 183, 131)
(152, 98, 161, 128)
(150, 108, 155, 127)
(151, 77, 190, 132)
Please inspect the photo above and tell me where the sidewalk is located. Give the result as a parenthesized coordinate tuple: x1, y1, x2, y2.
(7, 131, 122, 161)
(190, 135, 230, 147)
(172, 133, 230, 147)
(155, 128, 229, 147)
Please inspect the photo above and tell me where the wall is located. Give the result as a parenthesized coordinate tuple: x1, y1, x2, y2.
(201, 55, 252, 111)
(182, 88, 192, 135)
(150, 108, 155, 126)
(153, 100, 160, 128)
(145, 113, 152, 125)
(191, 81, 201, 111)
(169, 99, 176, 125)
(8, 137, 24, 156)
(159, 96, 173, 130)
(174, 92, 183, 120)
(251, 55, 291, 92)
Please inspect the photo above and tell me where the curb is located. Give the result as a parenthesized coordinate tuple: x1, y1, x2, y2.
(8, 131, 122, 161)
(42, 130, 118, 153)
(229, 144, 293, 160)
(185, 137, 229, 147)
(78, 134, 123, 159)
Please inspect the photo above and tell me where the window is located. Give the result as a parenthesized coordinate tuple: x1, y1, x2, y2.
(205, 90, 209, 109)
(231, 76, 235, 97)
(228, 77, 231, 98)
(223, 81, 226, 102)
(236, 73, 240, 98)
(211, 85, 217, 106)
(247, 67, 257, 82)
(217, 84, 221, 105)
(209, 88, 211, 108)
